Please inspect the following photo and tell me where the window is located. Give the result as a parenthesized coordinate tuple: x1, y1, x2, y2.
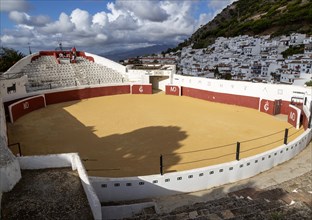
(114, 183, 120, 187)
(101, 184, 107, 188)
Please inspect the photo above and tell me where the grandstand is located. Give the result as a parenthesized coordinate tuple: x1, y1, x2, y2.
(22, 52, 124, 91)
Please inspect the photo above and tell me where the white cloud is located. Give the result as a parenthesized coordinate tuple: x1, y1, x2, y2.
(92, 12, 108, 27)
(1, 0, 235, 54)
(110, 14, 139, 30)
(9, 11, 50, 26)
(115, 0, 169, 22)
(0, 0, 29, 12)
(106, 2, 124, 22)
(208, 0, 238, 16)
(40, 13, 74, 34)
(70, 8, 91, 32)
(197, 13, 214, 29)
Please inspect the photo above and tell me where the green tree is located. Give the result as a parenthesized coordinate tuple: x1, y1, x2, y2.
(0, 47, 25, 72)
(305, 80, 312, 87)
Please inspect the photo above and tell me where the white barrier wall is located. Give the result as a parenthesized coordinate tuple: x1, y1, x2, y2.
(0, 99, 21, 192)
(18, 153, 102, 220)
(90, 129, 312, 202)
(172, 75, 311, 102)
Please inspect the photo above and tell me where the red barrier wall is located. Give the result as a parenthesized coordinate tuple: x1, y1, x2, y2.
(259, 99, 275, 115)
(280, 101, 290, 115)
(45, 85, 130, 105)
(9, 95, 46, 123)
(302, 112, 309, 130)
(288, 105, 300, 129)
(181, 87, 260, 109)
(165, 85, 180, 96)
(132, 84, 152, 94)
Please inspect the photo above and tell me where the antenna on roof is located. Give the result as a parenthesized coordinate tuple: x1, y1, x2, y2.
(28, 42, 32, 55)
(57, 37, 63, 51)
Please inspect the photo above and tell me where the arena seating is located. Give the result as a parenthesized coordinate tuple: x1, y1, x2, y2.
(22, 55, 124, 91)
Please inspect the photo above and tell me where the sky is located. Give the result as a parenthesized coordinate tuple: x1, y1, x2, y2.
(0, 0, 236, 55)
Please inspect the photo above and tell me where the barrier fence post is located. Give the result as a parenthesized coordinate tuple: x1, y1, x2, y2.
(160, 154, 163, 176)
(236, 142, 240, 161)
(284, 128, 289, 145)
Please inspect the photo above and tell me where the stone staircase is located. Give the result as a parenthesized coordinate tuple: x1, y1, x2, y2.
(127, 186, 311, 220)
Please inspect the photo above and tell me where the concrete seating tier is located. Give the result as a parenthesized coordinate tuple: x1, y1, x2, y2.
(22, 56, 124, 92)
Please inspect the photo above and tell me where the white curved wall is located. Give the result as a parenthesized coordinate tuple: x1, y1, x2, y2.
(90, 129, 312, 202)
(5, 53, 38, 74)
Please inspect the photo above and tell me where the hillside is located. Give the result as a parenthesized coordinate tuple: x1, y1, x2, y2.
(168, 0, 312, 52)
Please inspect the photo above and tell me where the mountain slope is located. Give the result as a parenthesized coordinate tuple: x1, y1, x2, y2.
(169, 0, 312, 51)
(101, 44, 175, 61)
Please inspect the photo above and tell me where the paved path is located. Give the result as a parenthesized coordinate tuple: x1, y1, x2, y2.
(155, 141, 312, 214)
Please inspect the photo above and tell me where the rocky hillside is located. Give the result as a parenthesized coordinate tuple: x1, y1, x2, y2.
(168, 0, 312, 52)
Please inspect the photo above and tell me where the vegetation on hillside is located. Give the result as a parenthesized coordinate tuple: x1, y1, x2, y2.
(281, 44, 305, 58)
(166, 0, 312, 52)
(0, 47, 25, 72)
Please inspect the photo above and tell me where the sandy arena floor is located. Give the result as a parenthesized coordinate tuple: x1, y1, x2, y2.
(7, 94, 304, 177)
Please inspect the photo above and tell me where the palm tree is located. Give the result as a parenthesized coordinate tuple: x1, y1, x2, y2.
(0, 47, 25, 72)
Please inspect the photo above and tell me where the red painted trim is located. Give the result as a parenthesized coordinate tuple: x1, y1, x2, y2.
(9, 95, 46, 123)
(131, 84, 153, 94)
(288, 105, 301, 129)
(260, 99, 275, 115)
(181, 87, 260, 109)
(302, 113, 309, 130)
(45, 85, 130, 105)
(165, 85, 180, 96)
(281, 101, 291, 115)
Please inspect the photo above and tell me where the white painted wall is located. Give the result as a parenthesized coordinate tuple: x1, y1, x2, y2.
(126, 69, 150, 84)
(172, 74, 311, 101)
(1, 76, 28, 102)
(90, 129, 312, 202)
(0, 100, 21, 192)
